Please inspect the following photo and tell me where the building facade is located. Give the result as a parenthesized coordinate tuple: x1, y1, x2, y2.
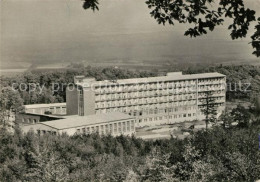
(16, 113, 62, 125)
(22, 112, 135, 137)
(67, 72, 226, 127)
(24, 103, 66, 115)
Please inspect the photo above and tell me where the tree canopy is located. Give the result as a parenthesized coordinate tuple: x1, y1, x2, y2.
(1, 118, 260, 181)
(83, 0, 260, 57)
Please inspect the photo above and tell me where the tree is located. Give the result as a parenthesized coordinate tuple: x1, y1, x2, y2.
(231, 105, 251, 128)
(25, 149, 69, 182)
(251, 18, 260, 57)
(82, 0, 260, 57)
(0, 87, 24, 131)
(174, 141, 221, 182)
(140, 147, 174, 181)
(219, 111, 233, 129)
(199, 90, 218, 130)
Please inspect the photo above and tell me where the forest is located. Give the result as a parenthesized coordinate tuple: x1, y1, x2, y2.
(0, 118, 259, 181)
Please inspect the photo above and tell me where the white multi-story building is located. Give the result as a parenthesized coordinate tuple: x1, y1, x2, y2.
(66, 72, 226, 127)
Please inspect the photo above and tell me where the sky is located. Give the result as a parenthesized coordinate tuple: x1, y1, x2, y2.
(1, 0, 260, 70)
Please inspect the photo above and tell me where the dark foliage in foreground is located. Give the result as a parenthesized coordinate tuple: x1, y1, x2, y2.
(0, 122, 260, 181)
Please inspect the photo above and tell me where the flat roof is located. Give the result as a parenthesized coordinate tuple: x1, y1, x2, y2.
(77, 72, 225, 87)
(41, 112, 135, 130)
(18, 112, 63, 119)
(24, 103, 66, 109)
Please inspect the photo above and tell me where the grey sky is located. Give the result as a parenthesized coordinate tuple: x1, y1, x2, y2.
(1, 0, 260, 69)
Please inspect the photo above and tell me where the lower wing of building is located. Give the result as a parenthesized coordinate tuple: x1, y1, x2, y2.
(22, 112, 136, 137)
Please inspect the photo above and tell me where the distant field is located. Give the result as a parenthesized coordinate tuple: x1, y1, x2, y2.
(0, 69, 27, 77)
(1, 54, 259, 77)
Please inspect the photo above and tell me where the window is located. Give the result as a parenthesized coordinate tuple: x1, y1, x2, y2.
(127, 121, 130, 131)
(105, 125, 109, 133)
(131, 121, 135, 130)
(123, 122, 126, 132)
(114, 123, 117, 133)
(100, 126, 104, 134)
(50, 107, 54, 114)
(109, 124, 113, 134)
(86, 127, 90, 134)
(118, 123, 122, 132)
(78, 89, 84, 116)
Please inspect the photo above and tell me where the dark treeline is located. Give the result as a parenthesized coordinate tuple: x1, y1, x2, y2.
(1, 121, 260, 181)
(1, 64, 260, 105)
